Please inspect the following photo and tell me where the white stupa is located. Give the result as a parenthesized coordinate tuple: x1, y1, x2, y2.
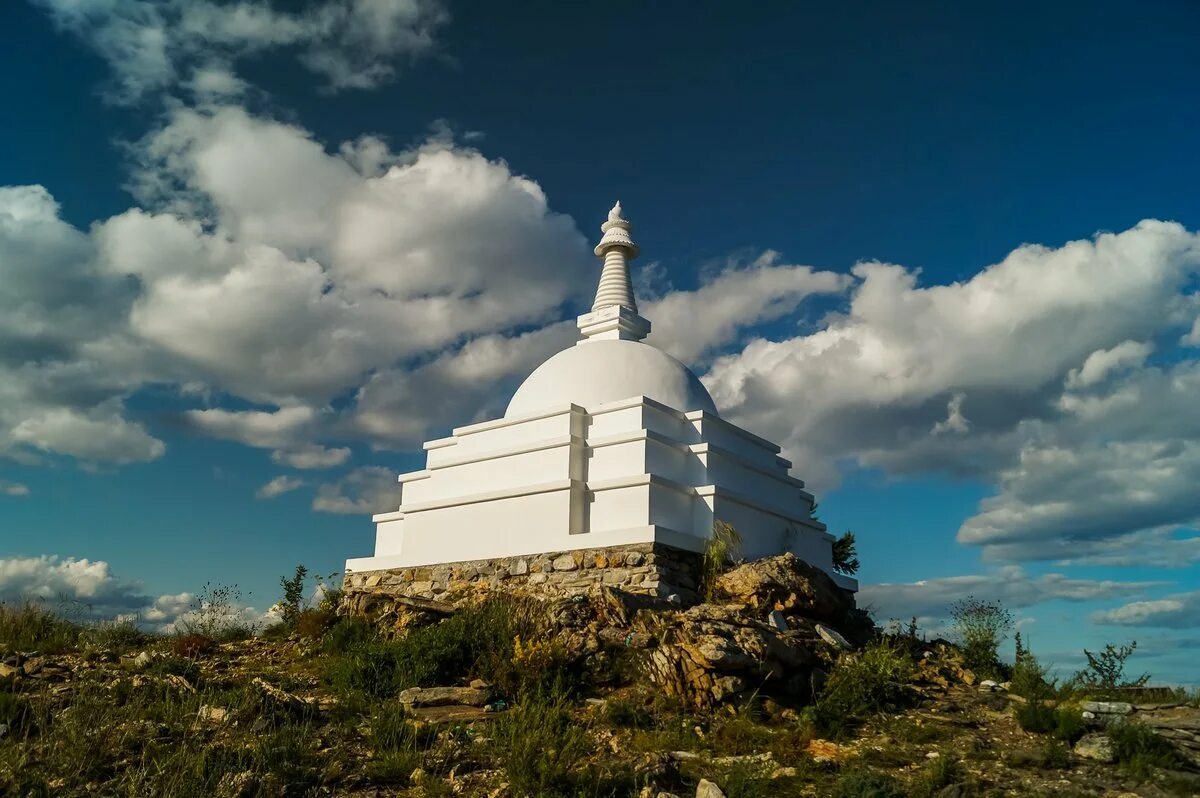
(345, 203, 856, 600)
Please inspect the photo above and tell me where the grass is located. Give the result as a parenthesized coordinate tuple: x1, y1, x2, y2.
(830, 767, 906, 798)
(812, 638, 916, 737)
(0, 601, 83, 653)
(1107, 720, 1189, 776)
(326, 594, 569, 700)
(487, 684, 594, 797)
(909, 757, 967, 797)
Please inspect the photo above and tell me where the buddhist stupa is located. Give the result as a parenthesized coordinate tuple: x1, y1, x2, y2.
(344, 203, 855, 604)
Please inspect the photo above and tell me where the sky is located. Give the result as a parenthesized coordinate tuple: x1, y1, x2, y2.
(1, 0, 1199, 682)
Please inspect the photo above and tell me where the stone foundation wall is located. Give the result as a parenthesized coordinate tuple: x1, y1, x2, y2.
(342, 542, 702, 615)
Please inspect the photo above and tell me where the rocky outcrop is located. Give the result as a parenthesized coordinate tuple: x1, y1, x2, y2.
(713, 553, 854, 625)
(633, 554, 871, 709)
(1081, 702, 1200, 767)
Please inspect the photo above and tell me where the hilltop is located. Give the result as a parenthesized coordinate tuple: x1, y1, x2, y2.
(2, 555, 1198, 797)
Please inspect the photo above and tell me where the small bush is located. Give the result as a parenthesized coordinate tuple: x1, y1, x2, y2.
(80, 617, 146, 651)
(370, 701, 421, 751)
(1010, 633, 1056, 700)
(489, 685, 592, 797)
(909, 757, 966, 797)
(830, 768, 905, 798)
(832, 530, 860, 576)
(1072, 641, 1149, 694)
(0, 690, 34, 737)
(949, 595, 1013, 679)
(279, 565, 309, 627)
(1053, 706, 1086, 742)
(813, 638, 915, 737)
(294, 607, 336, 639)
(700, 521, 742, 601)
(599, 696, 654, 729)
(172, 632, 216, 658)
(1016, 699, 1057, 734)
(1108, 720, 1187, 775)
(1040, 739, 1071, 769)
(0, 601, 79, 653)
(328, 596, 565, 699)
(321, 615, 377, 654)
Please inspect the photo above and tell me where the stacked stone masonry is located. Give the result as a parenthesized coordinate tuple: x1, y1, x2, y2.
(343, 542, 703, 613)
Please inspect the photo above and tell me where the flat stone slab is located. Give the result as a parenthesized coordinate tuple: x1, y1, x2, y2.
(408, 704, 493, 724)
(1081, 701, 1134, 715)
(399, 686, 490, 707)
(815, 623, 852, 651)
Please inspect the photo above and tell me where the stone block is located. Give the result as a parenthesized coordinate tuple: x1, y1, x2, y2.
(553, 554, 578, 571)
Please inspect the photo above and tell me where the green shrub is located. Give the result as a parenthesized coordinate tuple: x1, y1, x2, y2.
(1010, 633, 1056, 700)
(0, 690, 33, 737)
(830, 768, 905, 798)
(172, 632, 216, 658)
(1071, 641, 1149, 694)
(328, 596, 567, 699)
(813, 638, 916, 737)
(489, 685, 592, 797)
(1040, 739, 1071, 769)
(294, 607, 336, 639)
(949, 595, 1012, 679)
(700, 521, 742, 601)
(1016, 699, 1057, 734)
(599, 696, 654, 729)
(279, 565, 309, 627)
(1108, 720, 1187, 775)
(370, 701, 422, 750)
(79, 617, 146, 651)
(909, 757, 965, 797)
(321, 615, 377, 653)
(1053, 706, 1086, 742)
(0, 601, 79, 653)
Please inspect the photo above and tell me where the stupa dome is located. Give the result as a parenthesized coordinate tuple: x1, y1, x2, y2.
(505, 338, 719, 418)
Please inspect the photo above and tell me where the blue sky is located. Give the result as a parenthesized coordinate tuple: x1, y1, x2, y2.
(2, 0, 1199, 682)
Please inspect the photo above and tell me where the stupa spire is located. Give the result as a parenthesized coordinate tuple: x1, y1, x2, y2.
(592, 201, 639, 312)
(577, 201, 651, 343)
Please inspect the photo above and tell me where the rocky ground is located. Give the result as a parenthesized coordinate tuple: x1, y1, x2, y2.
(2, 555, 1198, 797)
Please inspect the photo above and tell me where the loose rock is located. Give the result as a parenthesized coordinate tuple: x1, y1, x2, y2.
(1074, 733, 1116, 763)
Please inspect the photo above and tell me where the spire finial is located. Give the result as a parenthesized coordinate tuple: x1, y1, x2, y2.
(608, 200, 623, 223)
(581, 201, 649, 342)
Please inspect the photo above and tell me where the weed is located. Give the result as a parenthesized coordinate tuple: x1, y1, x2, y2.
(1072, 641, 1149, 694)
(700, 521, 742, 601)
(1041, 739, 1071, 769)
(830, 767, 906, 798)
(0, 689, 34, 737)
(832, 530, 860, 576)
(172, 632, 216, 658)
(1108, 720, 1187, 776)
(909, 756, 966, 797)
(294, 607, 336, 638)
(80, 617, 147, 651)
(0, 601, 79, 653)
(813, 638, 916, 737)
(488, 685, 592, 797)
(328, 596, 566, 699)
(949, 595, 1013, 679)
(1016, 699, 1057, 734)
(599, 696, 654, 729)
(279, 565, 309, 627)
(321, 615, 377, 653)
